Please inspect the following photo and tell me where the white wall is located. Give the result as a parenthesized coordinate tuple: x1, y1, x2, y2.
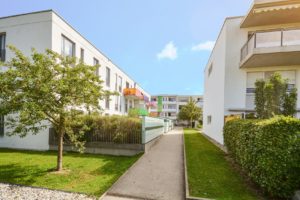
(0, 11, 53, 150)
(51, 11, 150, 116)
(0, 10, 151, 150)
(203, 19, 227, 144)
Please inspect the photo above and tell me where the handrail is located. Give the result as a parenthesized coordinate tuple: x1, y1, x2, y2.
(240, 28, 300, 62)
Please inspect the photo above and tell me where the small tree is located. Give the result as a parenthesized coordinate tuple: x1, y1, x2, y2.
(254, 72, 297, 119)
(178, 99, 202, 127)
(255, 80, 266, 118)
(0, 46, 111, 171)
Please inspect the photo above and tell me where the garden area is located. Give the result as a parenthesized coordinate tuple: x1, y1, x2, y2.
(0, 149, 140, 197)
(184, 128, 261, 200)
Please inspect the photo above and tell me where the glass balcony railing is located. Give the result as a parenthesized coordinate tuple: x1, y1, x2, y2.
(241, 28, 300, 62)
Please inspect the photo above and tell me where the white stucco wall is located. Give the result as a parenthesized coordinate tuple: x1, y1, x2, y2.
(0, 11, 52, 150)
(203, 19, 227, 144)
(0, 10, 151, 150)
(51, 12, 150, 116)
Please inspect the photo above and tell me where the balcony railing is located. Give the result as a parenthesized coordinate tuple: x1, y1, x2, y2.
(241, 28, 300, 62)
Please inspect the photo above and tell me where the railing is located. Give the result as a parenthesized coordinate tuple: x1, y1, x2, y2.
(241, 28, 300, 61)
(0, 49, 5, 62)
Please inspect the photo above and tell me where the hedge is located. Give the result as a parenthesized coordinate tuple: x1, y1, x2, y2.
(224, 116, 300, 199)
(50, 115, 142, 145)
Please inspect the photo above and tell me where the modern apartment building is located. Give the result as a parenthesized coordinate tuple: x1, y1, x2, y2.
(0, 10, 150, 150)
(149, 95, 203, 121)
(203, 0, 300, 144)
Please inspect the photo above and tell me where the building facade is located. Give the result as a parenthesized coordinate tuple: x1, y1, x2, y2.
(149, 95, 203, 121)
(0, 10, 150, 150)
(203, 0, 300, 144)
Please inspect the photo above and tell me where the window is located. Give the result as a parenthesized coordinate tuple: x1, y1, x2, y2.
(105, 96, 110, 109)
(125, 99, 128, 113)
(207, 115, 212, 124)
(106, 67, 111, 87)
(93, 58, 99, 76)
(0, 115, 4, 137)
(0, 33, 6, 62)
(118, 76, 122, 92)
(61, 35, 75, 57)
(126, 81, 130, 88)
(208, 63, 213, 76)
(80, 48, 84, 62)
(115, 96, 119, 111)
(115, 74, 118, 91)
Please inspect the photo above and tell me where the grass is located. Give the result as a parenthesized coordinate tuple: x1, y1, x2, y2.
(184, 128, 261, 200)
(0, 149, 141, 197)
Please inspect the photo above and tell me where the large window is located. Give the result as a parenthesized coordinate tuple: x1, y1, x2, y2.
(105, 96, 110, 110)
(207, 115, 212, 125)
(80, 48, 84, 62)
(106, 67, 111, 87)
(94, 58, 99, 76)
(61, 35, 75, 57)
(0, 33, 6, 62)
(118, 76, 122, 93)
(115, 74, 118, 91)
(0, 115, 4, 137)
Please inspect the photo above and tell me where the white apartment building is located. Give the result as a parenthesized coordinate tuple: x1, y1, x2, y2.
(203, 0, 300, 144)
(0, 10, 150, 150)
(149, 95, 203, 121)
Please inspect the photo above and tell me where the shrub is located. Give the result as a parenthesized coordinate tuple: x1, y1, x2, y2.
(224, 116, 300, 199)
(50, 115, 142, 145)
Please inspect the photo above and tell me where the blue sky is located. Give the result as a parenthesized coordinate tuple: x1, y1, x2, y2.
(1, 0, 252, 95)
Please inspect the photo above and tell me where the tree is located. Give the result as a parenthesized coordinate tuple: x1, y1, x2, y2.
(255, 79, 266, 118)
(254, 72, 297, 119)
(178, 99, 202, 127)
(0, 46, 111, 171)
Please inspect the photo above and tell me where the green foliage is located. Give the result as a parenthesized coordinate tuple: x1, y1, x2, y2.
(0, 149, 140, 196)
(255, 80, 266, 118)
(178, 99, 202, 127)
(254, 73, 297, 118)
(224, 116, 300, 199)
(184, 129, 259, 199)
(128, 108, 140, 118)
(65, 114, 142, 144)
(282, 87, 297, 116)
(0, 46, 112, 170)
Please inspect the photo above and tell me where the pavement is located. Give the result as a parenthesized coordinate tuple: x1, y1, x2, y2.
(101, 127, 185, 200)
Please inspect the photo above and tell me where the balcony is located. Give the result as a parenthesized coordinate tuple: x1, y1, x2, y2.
(240, 29, 300, 68)
(241, 0, 300, 28)
(123, 88, 144, 100)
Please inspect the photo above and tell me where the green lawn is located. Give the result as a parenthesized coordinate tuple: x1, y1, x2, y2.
(184, 128, 261, 200)
(0, 149, 140, 197)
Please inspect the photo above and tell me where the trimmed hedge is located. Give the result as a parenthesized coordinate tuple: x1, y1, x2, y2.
(50, 115, 142, 145)
(224, 116, 300, 199)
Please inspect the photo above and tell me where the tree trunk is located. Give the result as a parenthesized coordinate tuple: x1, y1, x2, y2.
(56, 130, 63, 171)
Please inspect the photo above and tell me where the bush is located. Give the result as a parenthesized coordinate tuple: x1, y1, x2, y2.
(224, 116, 300, 199)
(50, 115, 142, 145)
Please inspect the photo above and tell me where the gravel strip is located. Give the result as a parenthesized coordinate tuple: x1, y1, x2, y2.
(0, 183, 97, 200)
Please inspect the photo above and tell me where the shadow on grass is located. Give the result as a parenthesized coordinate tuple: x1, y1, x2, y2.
(0, 148, 141, 196)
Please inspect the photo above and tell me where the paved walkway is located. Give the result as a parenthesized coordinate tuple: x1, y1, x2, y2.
(101, 127, 185, 200)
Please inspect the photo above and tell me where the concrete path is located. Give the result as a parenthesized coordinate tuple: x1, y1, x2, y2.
(101, 127, 184, 200)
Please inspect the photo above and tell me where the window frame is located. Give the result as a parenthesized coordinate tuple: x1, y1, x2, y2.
(106, 67, 111, 87)
(61, 34, 75, 57)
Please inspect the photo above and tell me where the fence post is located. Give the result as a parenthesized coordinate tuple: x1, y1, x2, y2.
(142, 116, 146, 144)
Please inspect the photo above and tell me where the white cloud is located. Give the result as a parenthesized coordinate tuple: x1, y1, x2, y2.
(157, 41, 178, 60)
(191, 41, 215, 51)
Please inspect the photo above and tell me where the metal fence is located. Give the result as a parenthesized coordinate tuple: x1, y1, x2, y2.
(49, 116, 174, 146)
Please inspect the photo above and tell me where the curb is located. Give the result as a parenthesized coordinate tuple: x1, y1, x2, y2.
(182, 128, 215, 200)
